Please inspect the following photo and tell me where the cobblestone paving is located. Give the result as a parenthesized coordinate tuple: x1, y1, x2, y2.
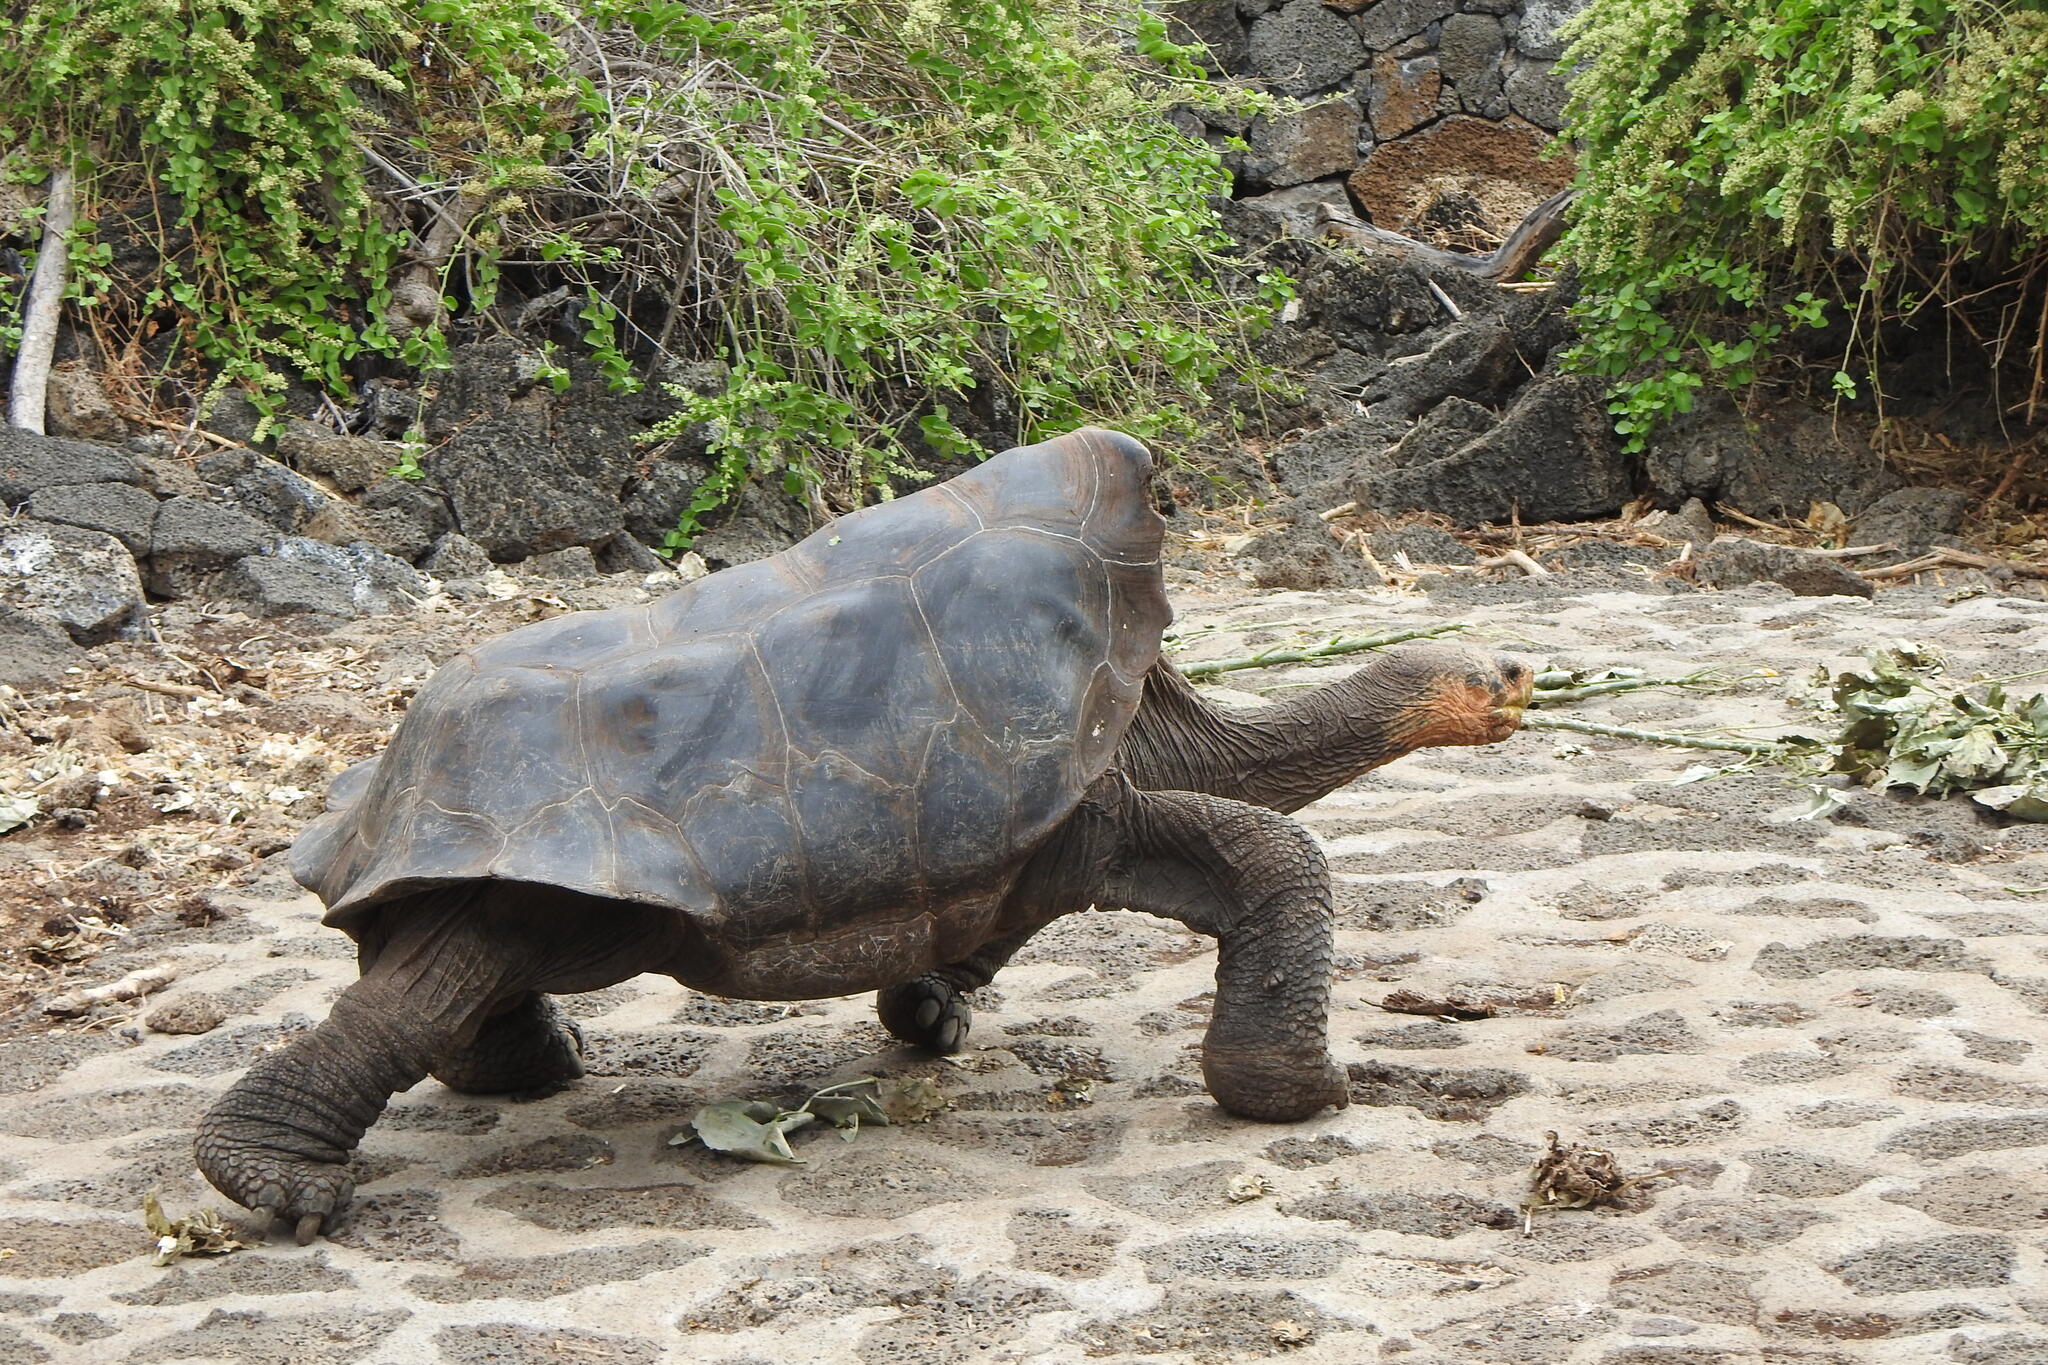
(5, 577, 2048, 1363)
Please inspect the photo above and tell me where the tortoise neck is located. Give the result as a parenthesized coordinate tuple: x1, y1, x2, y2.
(1114, 658, 1420, 814)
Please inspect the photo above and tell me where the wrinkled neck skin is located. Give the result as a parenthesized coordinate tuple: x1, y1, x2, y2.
(1115, 656, 1459, 814)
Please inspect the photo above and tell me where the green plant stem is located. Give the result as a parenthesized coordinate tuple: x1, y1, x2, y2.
(1521, 714, 1788, 755)
(1178, 624, 1469, 679)
(1527, 671, 1724, 706)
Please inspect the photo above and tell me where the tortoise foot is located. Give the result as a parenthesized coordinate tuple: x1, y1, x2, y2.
(194, 1135, 354, 1243)
(1203, 1048, 1349, 1123)
(877, 975, 973, 1053)
(431, 994, 585, 1098)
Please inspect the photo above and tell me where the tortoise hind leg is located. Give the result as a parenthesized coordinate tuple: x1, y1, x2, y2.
(430, 992, 585, 1098)
(876, 928, 1040, 1053)
(196, 887, 671, 1241)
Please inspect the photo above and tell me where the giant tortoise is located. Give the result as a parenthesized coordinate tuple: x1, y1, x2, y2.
(195, 428, 1530, 1241)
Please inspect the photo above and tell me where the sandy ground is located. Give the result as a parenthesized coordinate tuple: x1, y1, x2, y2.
(4, 566, 2048, 1364)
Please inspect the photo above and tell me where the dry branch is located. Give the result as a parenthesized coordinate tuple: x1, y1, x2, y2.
(44, 960, 180, 1016)
(1316, 187, 1578, 282)
(8, 165, 76, 434)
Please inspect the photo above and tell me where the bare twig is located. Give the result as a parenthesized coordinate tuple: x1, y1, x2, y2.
(1479, 548, 1549, 577)
(9, 165, 77, 433)
(1861, 544, 2048, 582)
(44, 961, 180, 1016)
(1316, 187, 1577, 282)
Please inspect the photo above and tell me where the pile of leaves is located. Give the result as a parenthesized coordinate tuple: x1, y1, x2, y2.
(143, 1194, 247, 1266)
(1816, 641, 2048, 819)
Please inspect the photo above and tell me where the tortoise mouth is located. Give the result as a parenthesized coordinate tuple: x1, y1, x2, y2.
(1486, 673, 1534, 739)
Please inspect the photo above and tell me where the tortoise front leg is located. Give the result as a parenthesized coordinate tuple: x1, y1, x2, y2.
(1030, 775, 1348, 1121)
(876, 927, 1043, 1053)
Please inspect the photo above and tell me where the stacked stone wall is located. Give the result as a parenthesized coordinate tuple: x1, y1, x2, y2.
(1165, 0, 1591, 243)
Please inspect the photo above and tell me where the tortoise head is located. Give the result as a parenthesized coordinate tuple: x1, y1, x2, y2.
(1373, 644, 1533, 750)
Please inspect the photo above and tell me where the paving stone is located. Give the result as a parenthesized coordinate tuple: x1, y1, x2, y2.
(1957, 1030, 2033, 1064)
(1734, 1050, 1855, 1085)
(1510, 1217, 1657, 1263)
(679, 1235, 949, 1331)
(1347, 1059, 1531, 1118)
(452, 1133, 615, 1178)
(1881, 1168, 2048, 1230)
(325, 1189, 462, 1262)
(1827, 1233, 2014, 1295)
(1713, 1000, 1820, 1029)
(1424, 1305, 1624, 1363)
(1855, 985, 1958, 1017)
(1432, 1132, 1543, 1174)
(1137, 1232, 1353, 1281)
(1265, 1134, 1369, 1169)
(144, 1016, 313, 1076)
(853, 1273, 1064, 1365)
(0, 1218, 141, 1278)
(1586, 1100, 1748, 1147)
(1007, 1208, 1127, 1279)
(42, 1312, 115, 1344)
(1753, 935, 1991, 978)
(926, 1114, 1126, 1167)
(433, 1324, 662, 1365)
(1074, 1285, 1362, 1362)
(1792, 1099, 1902, 1128)
(1542, 1010, 1705, 1062)
(1279, 1189, 1518, 1237)
(1658, 1198, 1830, 1252)
(777, 1148, 994, 1219)
(127, 1308, 410, 1364)
(1741, 1148, 1874, 1198)
(1083, 1160, 1250, 1220)
(113, 1252, 355, 1306)
(1894, 1063, 2048, 1107)
(406, 1240, 708, 1302)
(476, 1180, 765, 1232)
(0, 1083, 207, 1139)
(1880, 1113, 2048, 1161)
(0, 1032, 128, 1095)
(1609, 1261, 1760, 1326)
(1949, 1333, 2048, 1363)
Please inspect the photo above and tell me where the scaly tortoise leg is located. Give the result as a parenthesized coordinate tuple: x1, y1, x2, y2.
(430, 992, 585, 1098)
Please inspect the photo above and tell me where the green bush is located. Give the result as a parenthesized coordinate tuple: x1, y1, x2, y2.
(1559, 0, 2048, 450)
(0, 0, 570, 404)
(1, 0, 1277, 535)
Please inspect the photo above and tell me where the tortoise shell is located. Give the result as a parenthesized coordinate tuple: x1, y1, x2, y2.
(291, 429, 1170, 987)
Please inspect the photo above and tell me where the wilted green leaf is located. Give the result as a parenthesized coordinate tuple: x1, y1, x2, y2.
(0, 794, 39, 835)
(1791, 786, 1854, 822)
(688, 1100, 816, 1164)
(1973, 784, 2048, 821)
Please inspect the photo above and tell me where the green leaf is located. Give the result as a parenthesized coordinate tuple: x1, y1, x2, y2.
(687, 1101, 816, 1164)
